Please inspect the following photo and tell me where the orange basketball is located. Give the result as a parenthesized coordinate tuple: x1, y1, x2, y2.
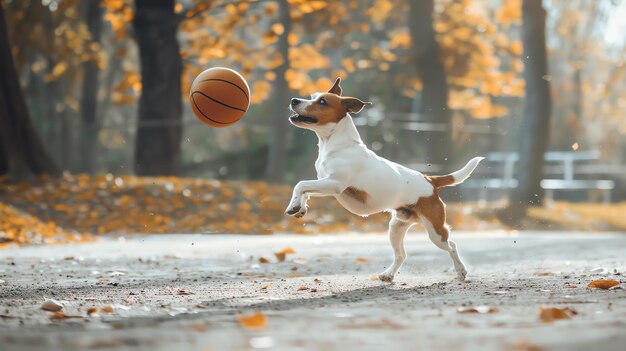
(189, 67, 250, 127)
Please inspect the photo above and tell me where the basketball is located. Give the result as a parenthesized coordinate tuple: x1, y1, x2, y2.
(189, 67, 250, 127)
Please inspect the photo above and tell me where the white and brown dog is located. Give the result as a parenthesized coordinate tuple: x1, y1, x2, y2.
(285, 77, 483, 282)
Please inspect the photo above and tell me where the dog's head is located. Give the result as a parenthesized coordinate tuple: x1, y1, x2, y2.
(288, 77, 371, 132)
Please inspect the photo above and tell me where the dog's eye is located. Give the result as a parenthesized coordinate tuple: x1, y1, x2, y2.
(319, 98, 327, 105)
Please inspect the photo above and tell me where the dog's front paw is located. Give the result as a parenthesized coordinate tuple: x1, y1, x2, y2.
(285, 205, 307, 218)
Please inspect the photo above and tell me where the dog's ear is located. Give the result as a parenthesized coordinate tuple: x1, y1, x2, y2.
(341, 97, 372, 114)
(328, 77, 342, 96)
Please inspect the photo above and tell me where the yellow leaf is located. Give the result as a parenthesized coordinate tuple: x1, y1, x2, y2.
(251, 80, 271, 104)
(539, 306, 575, 323)
(271, 23, 284, 36)
(277, 247, 296, 254)
(237, 312, 267, 329)
(509, 41, 523, 56)
(288, 32, 299, 46)
(283, 273, 306, 278)
(587, 279, 619, 289)
(262, 31, 278, 45)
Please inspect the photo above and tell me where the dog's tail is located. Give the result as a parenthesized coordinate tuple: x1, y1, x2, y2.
(429, 157, 485, 189)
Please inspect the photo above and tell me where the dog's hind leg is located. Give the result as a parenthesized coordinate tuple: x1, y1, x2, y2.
(416, 195, 467, 281)
(378, 215, 413, 283)
(421, 217, 467, 281)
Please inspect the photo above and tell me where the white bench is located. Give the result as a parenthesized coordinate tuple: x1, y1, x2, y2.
(540, 151, 615, 203)
(461, 151, 615, 204)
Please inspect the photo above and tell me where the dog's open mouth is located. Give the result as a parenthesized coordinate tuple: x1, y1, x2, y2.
(289, 113, 318, 124)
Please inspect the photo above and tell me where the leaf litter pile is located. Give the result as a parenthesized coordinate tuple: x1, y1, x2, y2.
(0, 202, 90, 247)
(0, 174, 493, 246)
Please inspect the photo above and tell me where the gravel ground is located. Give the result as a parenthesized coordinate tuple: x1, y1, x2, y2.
(0, 232, 625, 351)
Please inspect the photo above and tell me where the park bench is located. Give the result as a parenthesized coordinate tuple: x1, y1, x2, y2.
(461, 150, 615, 203)
(540, 151, 615, 203)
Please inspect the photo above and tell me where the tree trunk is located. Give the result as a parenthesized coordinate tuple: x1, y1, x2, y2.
(510, 0, 552, 206)
(79, 0, 103, 173)
(409, 0, 452, 167)
(0, 2, 59, 180)
(0, 134, 7, 176)
(265, 0, 291, 183)
(133, 0, 182, 176)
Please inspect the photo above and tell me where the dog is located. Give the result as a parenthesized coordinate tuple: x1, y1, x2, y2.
(285, 77, 484, 282)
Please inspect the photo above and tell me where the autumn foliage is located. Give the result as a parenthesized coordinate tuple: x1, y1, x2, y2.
(1, 174, 395, 245)
(0, 201, 89, 247)
(3, 173, 626, 246)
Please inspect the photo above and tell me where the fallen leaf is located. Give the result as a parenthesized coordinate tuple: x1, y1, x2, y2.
(356, 257, 371, 263)
(587, 279, 620, 289)
(290, 266, 298, 271)
(237, 312, 267, 329)
(41, 299, 63, 312)
(457, 305, 499, 314)
(533, 272, 556, 276)
(274, 247, 296, 262)
(48, 312, 66, 320)
(539, 306, 576, 323)
(177, 289, 195, 295)
(259, 257, 270, 264)
(283, 273, 306, 278)
(240, 273, 271, 278)
(48, 312, 82, 320)
(260, 284, 270, 290)
(297, 286, 309, 291)
(564, 284, 577, 288)
(101, 306, 114, 314)
(86, 307, 99, 315)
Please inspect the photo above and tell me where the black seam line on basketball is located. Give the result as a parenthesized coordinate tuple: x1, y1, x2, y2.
(198, 78, 249, 101)
(191, 94, 234, 125)
(192, 91, 246, 112)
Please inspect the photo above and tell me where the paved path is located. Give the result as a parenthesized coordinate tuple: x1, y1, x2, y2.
(1, 232, 625, 351)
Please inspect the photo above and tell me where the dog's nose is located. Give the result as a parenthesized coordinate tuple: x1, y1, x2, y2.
(291, 98, 301, 106)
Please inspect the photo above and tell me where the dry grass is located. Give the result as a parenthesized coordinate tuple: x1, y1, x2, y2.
(527, 202, 626, 231)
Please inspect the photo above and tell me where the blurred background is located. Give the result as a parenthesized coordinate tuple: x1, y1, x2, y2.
(1, 0, 625, 245)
